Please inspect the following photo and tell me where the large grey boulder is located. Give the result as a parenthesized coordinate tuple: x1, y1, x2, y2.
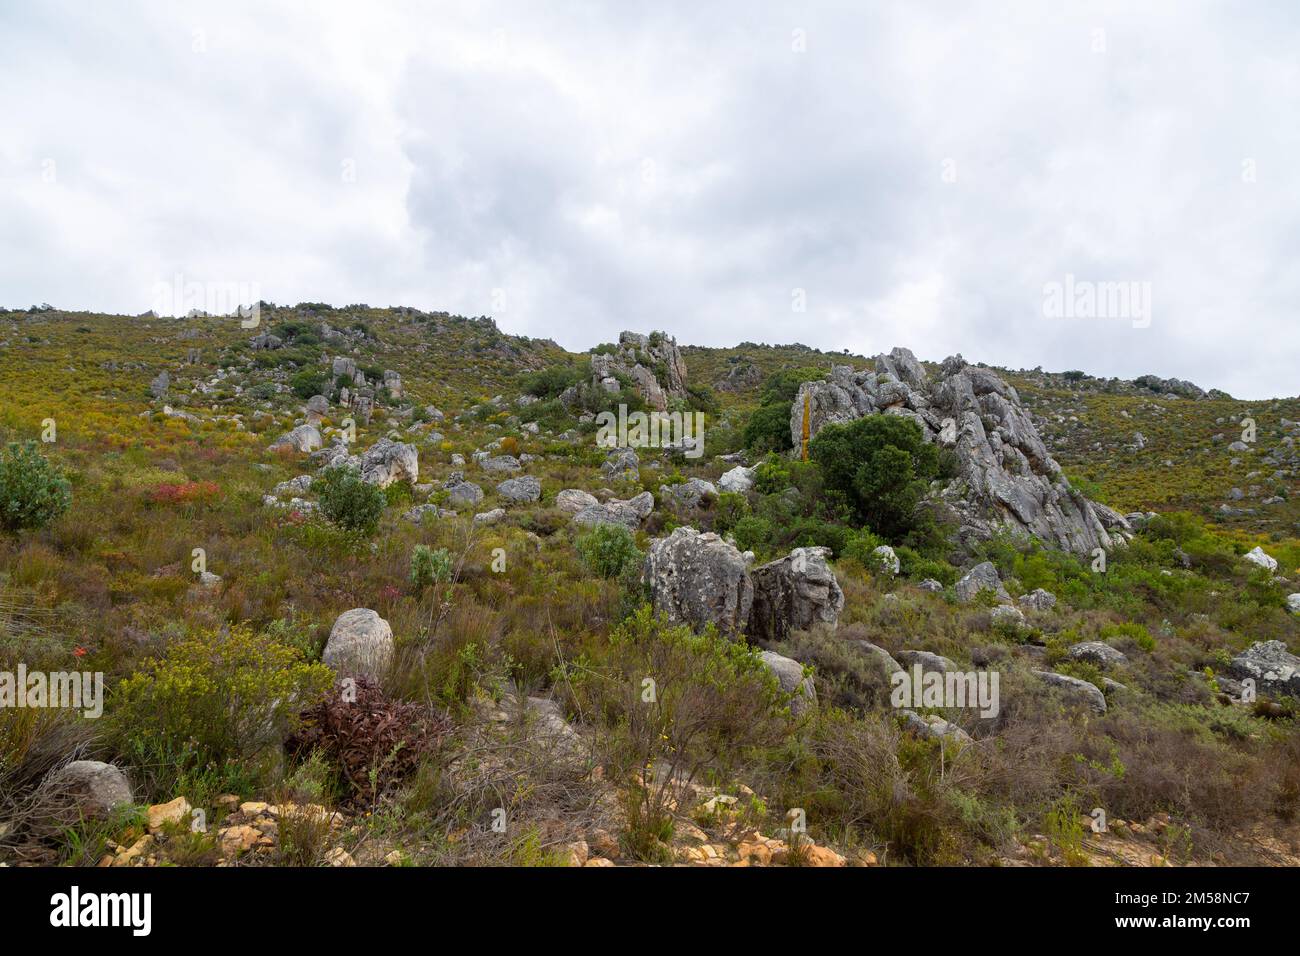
(497, 475, 541, 504)
(1243, 546, 1278, 573)
(643, 527, 753, 638)
(758, 650, 816, 715)
(269, 424, 323, 453)
(719, 465, 755, 494)
(43, 761, 133, 820)
(1067, 641, 1128, 667)
(556, 489, 599, 513)
(900, 711, 972, 745)
(323, 608, 394, 681)
(955, 562, 1011, 604)
(445, 478, 484, 509)
(748, 546, 845, 643)
(659, 478, 717, 510)
(897, 649, 956, 673)
(588, 331, 688, 411)
(1019, 588, 1057, 612)
(359, 438, 418, 487)
(1033, 670, 1107, 714)
(481, 455, 522, 475)
(789, 349, 1131, 555)
(571, 491, 653, 531)
(1227, 641, 1300, 698)
(1287, 593, 1300, 615)
(849, 641, 904, 679)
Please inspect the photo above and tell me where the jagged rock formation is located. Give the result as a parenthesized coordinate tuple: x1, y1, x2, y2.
(790, 348, 1131, 555)
(588, 331, 688, 411)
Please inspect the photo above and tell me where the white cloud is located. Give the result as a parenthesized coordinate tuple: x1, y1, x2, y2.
(1, 0, 1297, 397)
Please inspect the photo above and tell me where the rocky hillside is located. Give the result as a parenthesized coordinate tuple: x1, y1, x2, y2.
(1, 305, 1298, 869)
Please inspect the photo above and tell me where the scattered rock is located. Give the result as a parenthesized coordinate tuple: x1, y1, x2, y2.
(758, 650, 817, 714)
(719, 465, 755, 493)
(1244, 546, 1278, 573)
(1227, 641, 1300, 698)
(1033, 670, 1107, 714)
(496, 475, 541, 503)
(43, 761, 133, 820)
(322, 608, 394, 681)
(955, 561, 1011, 604)
(1067, 641, 1128, 667)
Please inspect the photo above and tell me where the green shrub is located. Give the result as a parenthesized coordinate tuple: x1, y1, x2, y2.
(713, 491, 750, 533)
(289, 368, 330, 400)
(742, 402, 794, 453)
(731, 515, 773, 553)
(411, 545, 454, 590)
(809, 415, 939, 540)
(316, 464, 385, 534)
(0, 442, 71, 534)
(576, 523, 642, 579)
(113, 624, 333, 793)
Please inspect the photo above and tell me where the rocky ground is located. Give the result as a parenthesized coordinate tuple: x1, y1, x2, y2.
(1, 304, 1297, 867)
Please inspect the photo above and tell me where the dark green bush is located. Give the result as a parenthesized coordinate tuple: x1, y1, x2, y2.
(0, 442, 71, 533)
(810, 415, 939, 540)
(316, 464, 385, 534)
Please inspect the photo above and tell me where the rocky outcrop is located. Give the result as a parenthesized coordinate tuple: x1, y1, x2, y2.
(719, 466, 755, 493)
(1227, 641, 1300, 698)
(643, 527, 753, 638)
(790, 348, 1131, 555)
(748, 546, 845, 643)
(359, 438, 418, 488)
(323, 608, 394, 681)
(660, 478, 717, 510)
(556, 489, 599, 513)
(588, 331, 688, 411)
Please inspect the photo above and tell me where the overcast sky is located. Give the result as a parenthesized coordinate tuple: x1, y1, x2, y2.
(2, 1, 1298, 398)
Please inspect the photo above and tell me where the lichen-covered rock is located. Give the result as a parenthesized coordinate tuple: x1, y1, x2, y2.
(897, 649, 956, 673)
(719, 465, 755, 493)
(556, 489, 599, 513)
(758, 650, 816, 714)
(659, 478, 717, 510)
(1227, 641, 1300, 698)
(359, 438, 418, 487)
(445, 479, 484, 509)
(42, 761, 133, 820)
(322, 608, 394, 681)
(955, 561, 1011, 604)
(601, 448, 640, 481)
(748, 546, 845, 643)
(871, 545, 900, 576)
(269, 423, 323, 453)
(1033, 670, 1107, 714)
(643, 527, 753, 638)
(1019, 587, 1057, 612)
(481, 454, 522, 475)
(1067, 641, 1128, 667)
(790, 348, 1130, 555)
(497, 475, 541, 503)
